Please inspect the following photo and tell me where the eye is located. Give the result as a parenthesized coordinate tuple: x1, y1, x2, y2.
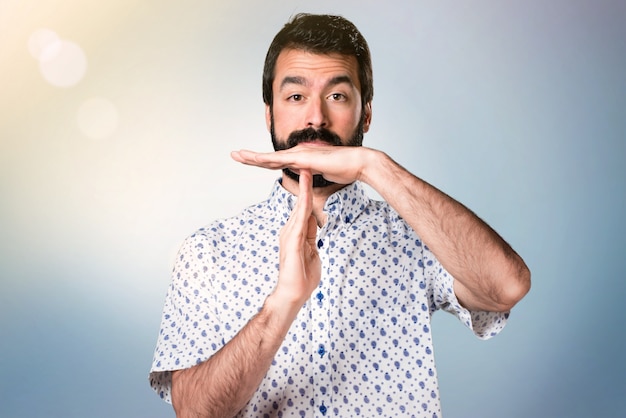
(288, 94, 303, 102)
(329, 93, 347, 101)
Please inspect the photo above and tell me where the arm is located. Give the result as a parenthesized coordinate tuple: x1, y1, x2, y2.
(361, 150, 530, 312)
(232, 146, 530, 313)
(171, 170, 320, 417)
(172, 300, 288, 417)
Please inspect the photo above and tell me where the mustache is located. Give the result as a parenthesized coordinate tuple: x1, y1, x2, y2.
(286, 127, 342, 148)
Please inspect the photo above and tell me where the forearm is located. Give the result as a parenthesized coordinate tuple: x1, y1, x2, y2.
(171, 294, 299, 418)
(361, 150, 530, 312)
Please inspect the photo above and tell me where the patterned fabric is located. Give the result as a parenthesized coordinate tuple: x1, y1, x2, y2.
(150, 180, 508, 417)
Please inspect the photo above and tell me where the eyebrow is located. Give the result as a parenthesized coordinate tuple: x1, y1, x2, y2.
(279, 75, 356, 91)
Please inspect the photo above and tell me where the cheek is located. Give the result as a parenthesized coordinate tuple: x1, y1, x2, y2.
(271, 117, 292, 139)
(270, 106, 300, 135)
(337, 108, 363, 133)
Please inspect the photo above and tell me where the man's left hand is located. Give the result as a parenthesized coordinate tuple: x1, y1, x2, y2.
(231, 144, 377, 185)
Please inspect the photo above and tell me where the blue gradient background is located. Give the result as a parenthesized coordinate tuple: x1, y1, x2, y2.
(1, 1, 624, 417)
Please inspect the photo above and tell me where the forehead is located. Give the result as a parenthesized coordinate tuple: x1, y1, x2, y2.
(274, 49, 360, 89)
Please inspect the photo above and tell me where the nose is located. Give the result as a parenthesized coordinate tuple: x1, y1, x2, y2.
(306, 97, 328, 129)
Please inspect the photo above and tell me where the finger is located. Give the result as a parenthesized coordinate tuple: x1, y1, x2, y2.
(297, 170, 319, 247)
(232, 149, 310, 172)
(287, 169, 313, 239)
(230, 149, 262, 165)
(230, 149, 285, 168)
(295, 168, 313, 221)
(280, 168, 312, 240)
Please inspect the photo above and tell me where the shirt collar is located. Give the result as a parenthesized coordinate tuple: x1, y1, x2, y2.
(267, 178, 370, 225)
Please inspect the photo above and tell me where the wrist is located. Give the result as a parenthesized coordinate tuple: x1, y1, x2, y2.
(262, 292, 303, 333)
(358, 147, 390, 186)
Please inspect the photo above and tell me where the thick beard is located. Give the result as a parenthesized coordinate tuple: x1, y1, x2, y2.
(270, 112, 365, 188)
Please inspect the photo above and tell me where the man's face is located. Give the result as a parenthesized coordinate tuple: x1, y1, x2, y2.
(266, 48, 372, 186)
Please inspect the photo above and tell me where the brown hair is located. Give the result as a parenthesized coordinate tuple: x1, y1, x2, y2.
(262, 13, 373, 110)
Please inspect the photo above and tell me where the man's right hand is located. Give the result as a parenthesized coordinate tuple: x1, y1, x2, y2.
(269, 168, 321, 309)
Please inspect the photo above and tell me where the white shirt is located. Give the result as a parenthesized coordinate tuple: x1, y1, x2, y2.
(150, 180, 508, 417)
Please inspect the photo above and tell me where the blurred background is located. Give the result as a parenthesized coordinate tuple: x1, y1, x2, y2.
(1, 0, 624, 417)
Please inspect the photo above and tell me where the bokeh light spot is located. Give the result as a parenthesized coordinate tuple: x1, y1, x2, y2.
(39, 40, 87, 87)
(28, 28, 61, 61)
(77, 97, 119, 139)
(29, 28, 88, 88)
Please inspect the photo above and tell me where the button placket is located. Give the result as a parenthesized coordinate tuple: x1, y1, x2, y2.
(312, 233, 332, 417)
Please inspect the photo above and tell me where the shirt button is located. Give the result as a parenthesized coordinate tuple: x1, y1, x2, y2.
(318, 344, 326, 358)
(316, 291, 324, 302)
(317, 239, 324, 249)
(319, 403, 327, 416)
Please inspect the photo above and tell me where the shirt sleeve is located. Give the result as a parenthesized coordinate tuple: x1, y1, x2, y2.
(148, 231, 225, 404)
(421, 243, 509, 340)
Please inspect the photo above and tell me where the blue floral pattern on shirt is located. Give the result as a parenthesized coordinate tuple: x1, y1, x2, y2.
(150, 180, 508, 417)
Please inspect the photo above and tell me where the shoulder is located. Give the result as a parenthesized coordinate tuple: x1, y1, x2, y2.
(364, 198, 416, 236)
(182, 199, 281, 248)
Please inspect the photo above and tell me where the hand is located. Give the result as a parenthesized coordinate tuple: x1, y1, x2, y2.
(231, 145, 374, 186)
(272, 168, 321, 306)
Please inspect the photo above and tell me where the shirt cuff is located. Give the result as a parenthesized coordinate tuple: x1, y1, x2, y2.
(444, 291, 510, 340)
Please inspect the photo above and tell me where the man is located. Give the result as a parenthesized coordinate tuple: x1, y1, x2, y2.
(150, 13, 530, 418)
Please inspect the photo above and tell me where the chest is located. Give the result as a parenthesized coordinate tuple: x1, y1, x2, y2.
(209, 224, 430, 340)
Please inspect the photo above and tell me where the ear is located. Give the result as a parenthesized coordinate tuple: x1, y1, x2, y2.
(362, 102, 372, 133)
(265, 104, 272, 132)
